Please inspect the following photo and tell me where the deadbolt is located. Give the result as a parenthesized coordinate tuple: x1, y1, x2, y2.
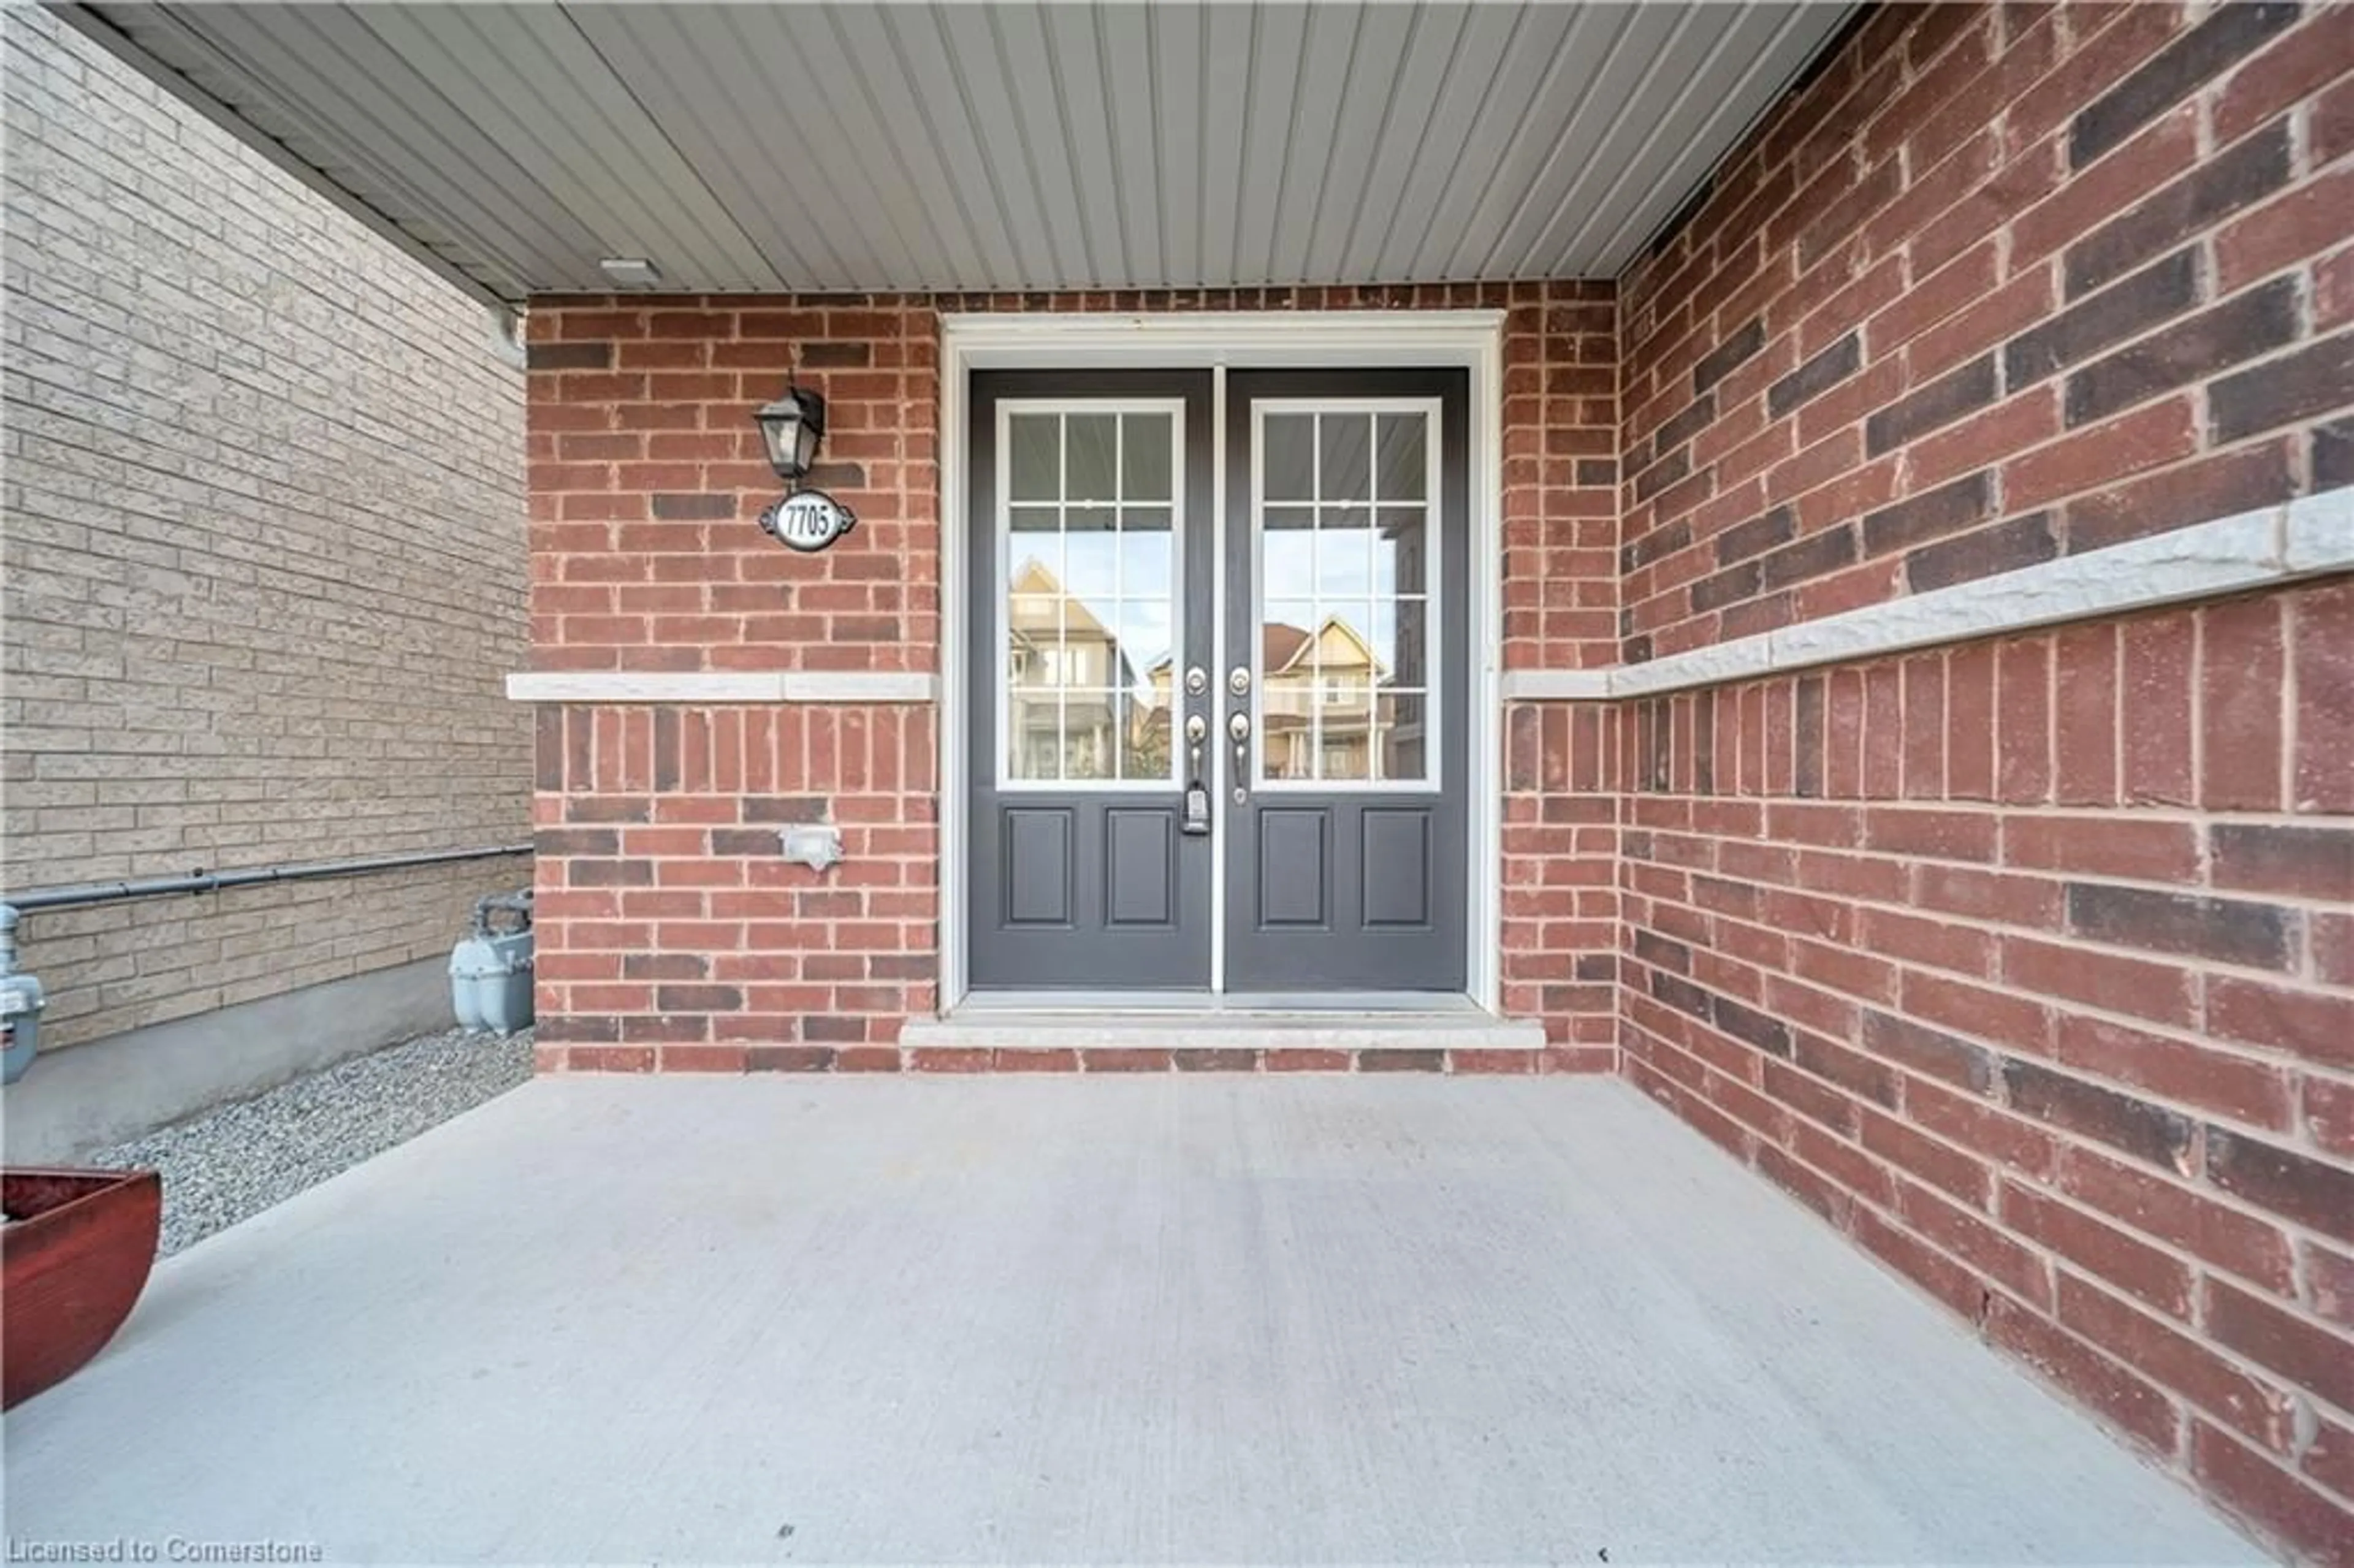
(1184, 665, 1208, 696)
(1228, 666, 1252, 696)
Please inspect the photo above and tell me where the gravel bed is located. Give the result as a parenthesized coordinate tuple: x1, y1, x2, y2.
(86, 1025, 535, 1257)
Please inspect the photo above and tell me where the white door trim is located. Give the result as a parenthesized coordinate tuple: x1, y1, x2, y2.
(938, 310, 1507, 1014)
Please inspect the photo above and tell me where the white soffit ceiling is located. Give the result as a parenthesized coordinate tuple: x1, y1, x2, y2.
(59, 2, 1856, 305)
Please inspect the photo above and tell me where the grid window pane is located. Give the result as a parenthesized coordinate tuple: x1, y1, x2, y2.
(1065, 414, 1118, 501)
(1123, 414, 1172, 501)
(1265, 416, 1316, 501)
(1377, 690, 1428, 782)
(1009, 416, 1061, 501)
(1319, 415, 1371, 501)
(1376, 414, 1426, 500)
(1255, 406, 1434, 783)
(1003, 408, 1180, 783)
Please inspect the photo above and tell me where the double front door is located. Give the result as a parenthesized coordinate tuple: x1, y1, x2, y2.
(966, 368, 1469, 994)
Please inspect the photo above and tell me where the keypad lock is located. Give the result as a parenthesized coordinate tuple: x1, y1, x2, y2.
(1181, 714, 1211, 835)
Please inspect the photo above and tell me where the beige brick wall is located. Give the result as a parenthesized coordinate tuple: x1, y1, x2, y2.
(1, 8, 530, 1051)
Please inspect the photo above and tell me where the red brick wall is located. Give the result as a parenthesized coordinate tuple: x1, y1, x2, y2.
(1608, 6, 2354, 1557)
(1618, 0, 2352, 662)
(522, 286, 1620, 1061)
(1614, 580, 2354, 1559)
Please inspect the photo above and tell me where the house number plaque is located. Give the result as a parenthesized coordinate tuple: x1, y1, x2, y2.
(759, 489, 858, 553)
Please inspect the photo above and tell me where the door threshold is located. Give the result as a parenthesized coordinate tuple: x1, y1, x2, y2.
(951, 989, 1488, 1016)
(907, 996, 1543, 1054)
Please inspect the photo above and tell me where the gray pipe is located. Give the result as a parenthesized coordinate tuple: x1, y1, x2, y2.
(4, 843, 531, 914)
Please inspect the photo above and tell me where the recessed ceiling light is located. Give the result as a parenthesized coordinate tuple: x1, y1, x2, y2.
(598, 256, 661, 287)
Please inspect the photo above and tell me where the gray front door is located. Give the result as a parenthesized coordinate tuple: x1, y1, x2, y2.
(965, 366, 1468, 994)
(967, 370, 1214, 989)
(1221, 370, 1469, 992)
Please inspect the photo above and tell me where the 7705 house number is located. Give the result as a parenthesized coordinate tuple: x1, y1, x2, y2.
(758, 490, 857, 553)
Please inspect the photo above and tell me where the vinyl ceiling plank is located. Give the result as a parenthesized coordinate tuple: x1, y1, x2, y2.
(1364, 2, 1525, 282)
(1582, 5, 1840, 273)
(172, 4, 581, 291)
(1479, 4, 1686, 281)
(1414, 2, 1586, 281)
(1147, 4, 1203, 296)
(1265, 2, 1363, 286)
(931, 4, 1067, 291)
(1099, 4, 1165, 290)
(73, 0, 1860, 294)
(1296, 6, 1419, 287)
(1521, 5, 1743, 276)
(988, 4, 1099, 291)
(722, 7, 938, 291)
(341, 5, 715, 290)
(1230, 2, 1312, 289)
(457, 4, 780, 290)
(872, 6, 1029, 291)
(1331, 2, 1469, 284)
(1196, 1, 1255, 291)
(1039, 4, 1130, 289)
(821, 4, 1002, 290)
(565, 4, 839, 289)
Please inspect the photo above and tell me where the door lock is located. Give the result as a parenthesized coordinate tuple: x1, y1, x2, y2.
(1228, 666, 1252, 696)
(1182, 714, 1211, 835)
(1184, 665, 1208, 696)
(1228, 710, 1251, 803)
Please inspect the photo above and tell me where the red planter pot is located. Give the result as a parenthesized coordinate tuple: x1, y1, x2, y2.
(2, 1168, 161, 1410)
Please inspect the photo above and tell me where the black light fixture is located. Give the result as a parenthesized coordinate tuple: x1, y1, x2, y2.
(753, 381, 827, 482)
(752, 374, 856, 554)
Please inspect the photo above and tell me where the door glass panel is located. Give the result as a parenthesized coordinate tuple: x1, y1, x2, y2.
(1376, 414, 1426, 500)
(1378, 690, 1428, 782)
(1370, 598, 1429, 689)
(1254, 406, 1436, 785)
(1009, 416, 1061, 501)
(1264, 416, 1316, 501)
(1375, 508, 1428, 594)
(1122, 414, 1172, 501)
(1063, 691, 1118, 779)
(1003, 406, 1181, 784)
(1065, 415, 1118, 501)
(1319, 681, 1373, 780)
(1009, 693, 1062, 779)
(1065, 530, 1119, 600)
(1316, 509, 1375, 597)
(1319, 416, 1371, 501)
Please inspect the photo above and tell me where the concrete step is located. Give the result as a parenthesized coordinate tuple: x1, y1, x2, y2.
(901, 1009, 1546, 1055)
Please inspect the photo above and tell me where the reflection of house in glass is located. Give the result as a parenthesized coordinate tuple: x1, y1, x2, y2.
(1255, 617, 1421, 782)
(1006, 558, 1170, 780)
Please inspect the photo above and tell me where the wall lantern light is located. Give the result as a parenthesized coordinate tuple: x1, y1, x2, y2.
(753, 382, 826, 482)
(752, 379, 856, 554)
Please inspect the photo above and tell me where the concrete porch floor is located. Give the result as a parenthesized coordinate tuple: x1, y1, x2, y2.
(4, 1077, 2260, 1565)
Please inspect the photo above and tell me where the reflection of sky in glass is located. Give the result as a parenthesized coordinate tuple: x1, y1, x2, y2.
(1103, 600, 1173, 688)
(1263, 522, 1421, 599)
(1061, 530, 1174, 602)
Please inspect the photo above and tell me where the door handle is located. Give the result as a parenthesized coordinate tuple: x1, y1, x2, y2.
(1228, 710, 1251, 802)
(1182, 714, 1211, 835)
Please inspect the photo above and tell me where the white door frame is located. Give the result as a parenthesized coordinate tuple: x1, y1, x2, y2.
(937, 310, 1507, 1013)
